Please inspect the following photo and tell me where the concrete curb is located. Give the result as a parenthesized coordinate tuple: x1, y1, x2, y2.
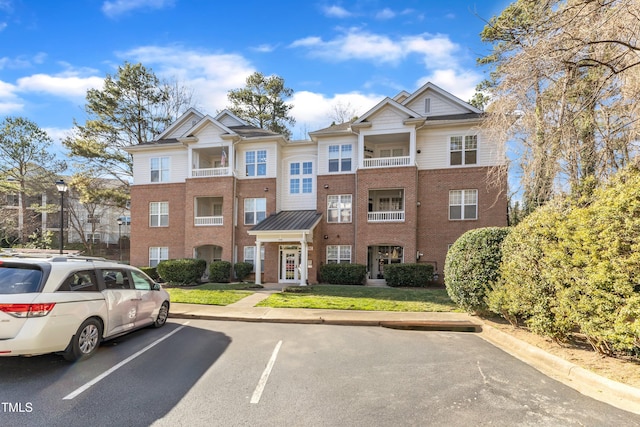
(479, 324, 640, 415)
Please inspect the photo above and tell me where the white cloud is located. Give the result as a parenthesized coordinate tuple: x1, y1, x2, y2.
(251, 44, 277, 53)
(290, 90, 382, 138)
(375, 8, 395, 20)
(120, 46, 255, 114)
(417, 69, 481, 102)
(0, 80, 22, 113)
(16, 72, 104, 98)
(322, 5, 352, 18)
(102, 0, 175, 18)
(290, 28, 459, 67)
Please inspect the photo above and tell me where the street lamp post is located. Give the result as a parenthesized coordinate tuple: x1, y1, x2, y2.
(55, 180, 68, 254)
(117, 218, 123, 261)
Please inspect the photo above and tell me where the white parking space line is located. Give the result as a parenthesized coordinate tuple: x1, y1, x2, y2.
(63, 322, 190, 400)
(250, 340, 283, 404)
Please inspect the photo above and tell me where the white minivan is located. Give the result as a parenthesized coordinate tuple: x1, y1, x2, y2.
(0, 255, 170, 361)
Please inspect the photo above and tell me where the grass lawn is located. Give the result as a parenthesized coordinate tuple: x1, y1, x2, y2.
(164, 283, 254, 305)
(257, 285, 459, 312)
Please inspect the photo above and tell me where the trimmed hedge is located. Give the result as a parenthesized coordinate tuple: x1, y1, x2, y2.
(139, 266, 160, 281)
(384, 263, 434, 287)
(234, 262, 253, 282)
(209, 260, 232, 283)
(444, 227, 511, 314)
(319, 263, 366, 285)
(156, 258, 207, 285)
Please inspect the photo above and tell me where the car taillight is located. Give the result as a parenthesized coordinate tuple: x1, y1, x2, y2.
(0, 303, 56, 318)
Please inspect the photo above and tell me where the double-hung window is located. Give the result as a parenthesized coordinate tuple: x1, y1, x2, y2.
(290, 161, 313, 194)
(149, 202, 169, 227)
(244, 198, 266, 225)
(150, 157, 170, 182)
(328, 144, 352, 172)
(449, 189, 478, 220)
(327, 245, 351, 264)
(244, 246, 265, 272)
(450, 135, 477, 166)
(246, 150, 267, 176)
(327, 195, 352, 223)
(149, 247, 168, 267)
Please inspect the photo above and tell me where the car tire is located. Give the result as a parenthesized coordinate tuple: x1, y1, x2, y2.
(153, 302, 169, 328)
(63, 318, 102, 362)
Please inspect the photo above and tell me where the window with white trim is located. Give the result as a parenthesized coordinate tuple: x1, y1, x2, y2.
(246, 150, 267, 176)
(327, 245, 351, 264)
(149, 247, 168, 267)
(449, 189, 478, 220)
(290, 161, 313, 194)
(450, 135, 477, 165)
(244, 246, 265, 272)
(150, 157, 170, 182)
(149, 202, 169, 227)
(244, 198, 266, 225)
(328, 144, 352, 172)
(327, 194, 352, 223)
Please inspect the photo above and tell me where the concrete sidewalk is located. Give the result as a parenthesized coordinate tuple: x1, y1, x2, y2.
(167, 286, 640, 415)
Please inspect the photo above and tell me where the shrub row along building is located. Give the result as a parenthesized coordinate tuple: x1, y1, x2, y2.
(125, 82, 507, 285)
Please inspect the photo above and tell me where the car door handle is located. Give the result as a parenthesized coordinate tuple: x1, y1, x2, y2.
(131, 298, 142, 301)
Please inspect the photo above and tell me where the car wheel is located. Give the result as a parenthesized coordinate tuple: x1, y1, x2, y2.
(63, 318, 102, 362)
(153, 302, 169, 328)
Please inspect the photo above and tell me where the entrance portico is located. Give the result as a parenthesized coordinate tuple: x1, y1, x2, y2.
(248, 210, 322, 286)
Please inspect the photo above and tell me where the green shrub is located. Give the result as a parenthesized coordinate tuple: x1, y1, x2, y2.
(319, 263, 366, 285)
(140, 266, 160, 281)
(487, 200, 574, 341)
(234, 262, 253, 282)
(156, 258, 207, 285)
(209, 260, 232, 283)
(384, 263, 434, 287)
(283, 285, 312, 293)
(444, 227, 510, 313)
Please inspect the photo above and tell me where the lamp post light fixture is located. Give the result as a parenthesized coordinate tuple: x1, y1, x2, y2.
(55, 180, 68, 254)
(117, 217, 123, 261)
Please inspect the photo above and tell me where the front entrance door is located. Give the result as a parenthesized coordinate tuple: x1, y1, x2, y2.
(281, 248, 299, 283)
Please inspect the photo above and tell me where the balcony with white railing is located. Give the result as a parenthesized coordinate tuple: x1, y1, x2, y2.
(367, 210, 405, 222)
(192, 167, 230, 177)
(362, 156, 411, 169)
(194, 216, 223, 226)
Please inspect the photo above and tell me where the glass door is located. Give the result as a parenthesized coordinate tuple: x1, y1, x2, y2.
(281, 248, 299, 282)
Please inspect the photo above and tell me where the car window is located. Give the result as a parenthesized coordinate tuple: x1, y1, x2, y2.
(0, 266, 43, 294)
(57, 270, 99, 292)
(101, 269, 132, 290)
(131, 270, 153, 291)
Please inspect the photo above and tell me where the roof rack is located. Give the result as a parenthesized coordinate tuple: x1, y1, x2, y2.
(50, 255, 109, 262)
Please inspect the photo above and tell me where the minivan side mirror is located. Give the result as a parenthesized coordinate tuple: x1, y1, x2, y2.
(152, 283, 161, 291)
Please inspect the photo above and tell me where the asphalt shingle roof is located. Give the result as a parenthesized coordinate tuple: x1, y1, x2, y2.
(251, 210, 322, 232)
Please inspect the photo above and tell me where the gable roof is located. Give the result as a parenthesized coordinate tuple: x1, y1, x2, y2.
(402, 82, 483, 114)
(250, 210, 322, 232)
(352, 97, 421, 126)
(156, 108, 205, 140)
(214, 109, 248, 126)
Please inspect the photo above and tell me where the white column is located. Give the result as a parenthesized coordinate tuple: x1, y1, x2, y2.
(255, 241, 262, 285)
(299, 239, 308, 286)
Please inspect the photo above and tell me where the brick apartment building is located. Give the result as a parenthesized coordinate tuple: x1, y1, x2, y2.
(125, 82, 507, 285)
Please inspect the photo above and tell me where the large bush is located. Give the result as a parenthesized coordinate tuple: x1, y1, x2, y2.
(444, 227, 510, 313)
(139, 266, 160, 281)
(487, 201, 574, 341)
(156, 258, 206, 285)
(209, 260, 232, 283)
(234, 262, 253, 282)
(319, 263, 366, 285)
(384, 263, 434, 287)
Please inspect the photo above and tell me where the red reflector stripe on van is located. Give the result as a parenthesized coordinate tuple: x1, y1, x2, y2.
(0, 303, 56, 318)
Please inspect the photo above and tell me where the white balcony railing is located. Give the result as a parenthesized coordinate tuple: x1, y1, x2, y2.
(192, 167, 230, 177)
(367, 211, 405, 222)
(363, 156, 411, 168)
(195, 216, 223, 226)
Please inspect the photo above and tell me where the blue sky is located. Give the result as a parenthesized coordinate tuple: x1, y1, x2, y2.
(1, 0, 511, 149)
